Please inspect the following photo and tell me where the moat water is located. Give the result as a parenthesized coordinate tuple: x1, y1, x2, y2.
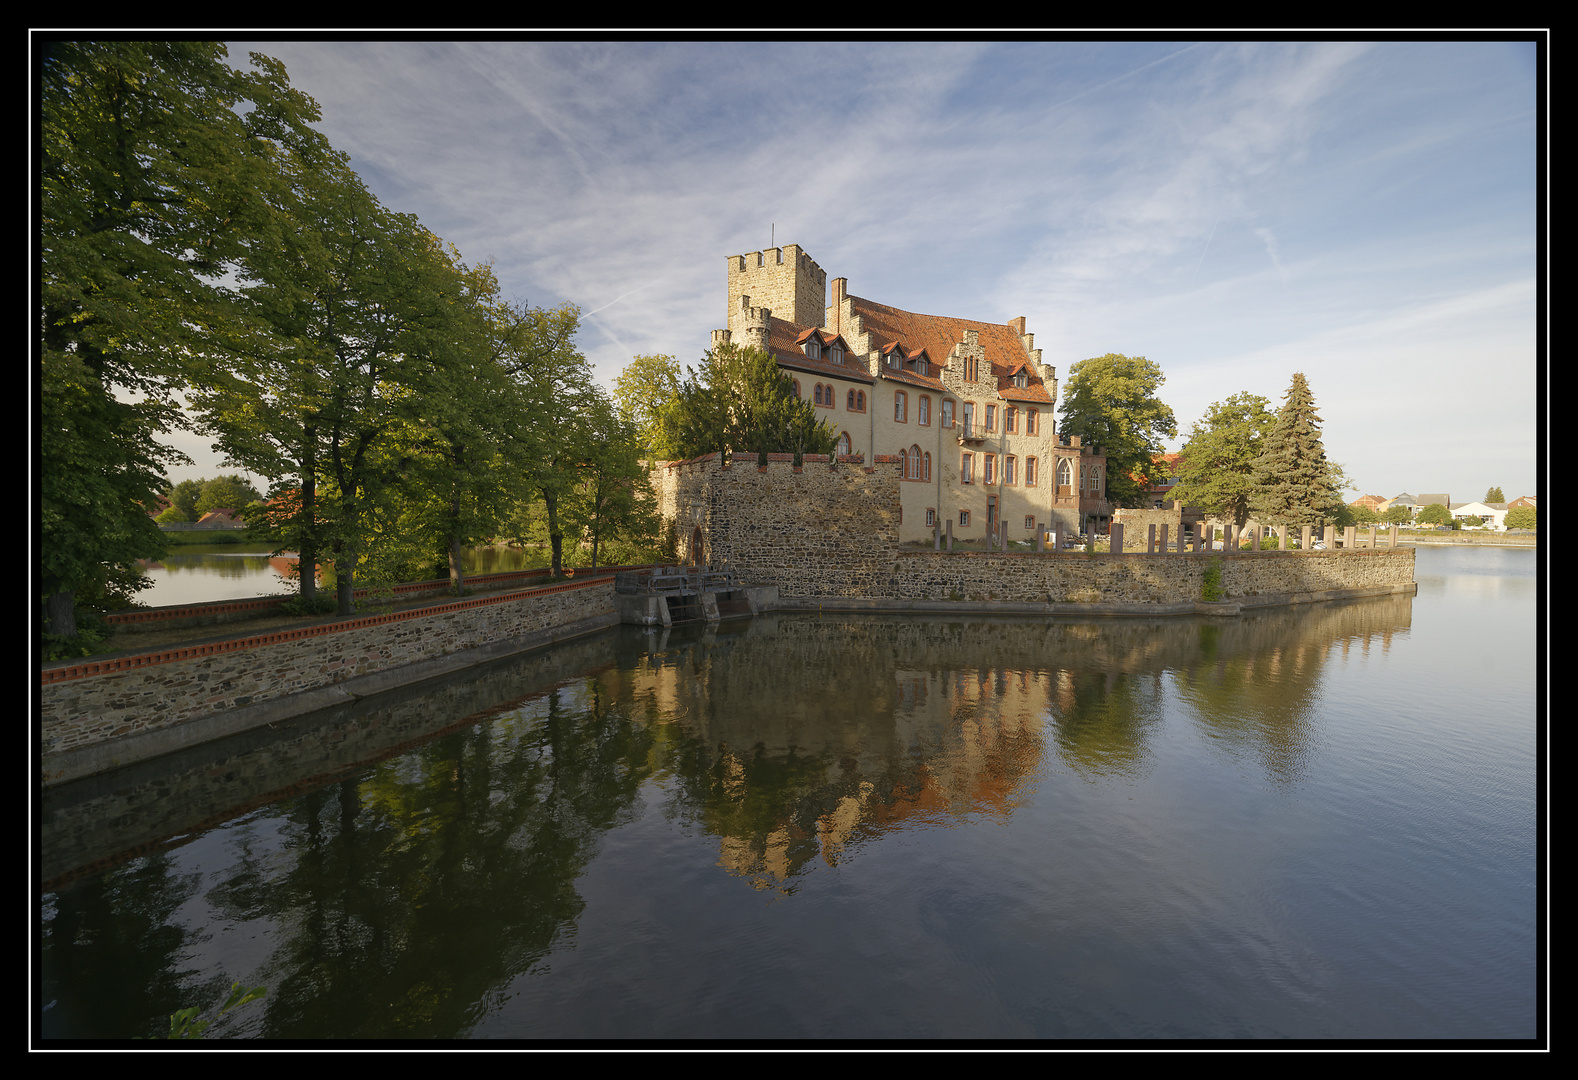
(39, 546, 1539, 1041)
(130, 544, 553, 608)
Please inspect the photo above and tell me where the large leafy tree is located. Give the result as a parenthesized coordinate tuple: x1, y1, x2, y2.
(1249, 373, 1345, 528)
(359, 269, 539, 596)
(40, 41, 323, 635)
(562, 394, 662, 570)
(612, 353, 683, 458)
(1056, 353, 1177, 509)
(193, 145, 494, 615)
(660, 344, 837, 462)
(499, 304, 601, 578)
(1168, 392, 1276, 529)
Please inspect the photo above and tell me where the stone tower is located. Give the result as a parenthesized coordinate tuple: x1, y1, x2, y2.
(725, 245, 827, 338)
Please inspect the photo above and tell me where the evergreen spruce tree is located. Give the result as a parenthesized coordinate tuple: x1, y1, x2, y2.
(1249, 373, 1344, 528)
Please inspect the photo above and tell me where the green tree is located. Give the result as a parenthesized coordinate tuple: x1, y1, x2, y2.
(166, 478, 205, 522)
(1168, 392, 1276, 529)
(1417, 503, 1453, 526)
(196, 475, 264, 519)
(500, 304, 601, 578)
(562, 395, 663, 570)
(40, 41, 323, 635)
(661, 344, 837, 463)
(1484, 486, 1505, 504)
(613, 353, 683, 458)
(1055, 353, 1177, 509)
(1248, 373, 1345, 528)
(193, 144, 493, 615)
(1383, 504, 1415, 525)
(1504, 506, 1536, 530)
(363, 270, 535, 595)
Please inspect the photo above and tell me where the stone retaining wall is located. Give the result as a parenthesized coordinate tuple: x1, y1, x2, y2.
(41, 579, 617, 771)
(653, 456, 1415, 607)
(889, 548, 1415, 604)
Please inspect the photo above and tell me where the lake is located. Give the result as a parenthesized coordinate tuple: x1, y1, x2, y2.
(129, 544, 554, 608)
(39, 545, 1540, 1041)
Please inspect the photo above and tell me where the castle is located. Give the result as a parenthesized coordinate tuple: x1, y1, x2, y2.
(707, 244, 1112, 546)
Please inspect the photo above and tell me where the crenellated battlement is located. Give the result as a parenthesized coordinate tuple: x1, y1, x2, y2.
(727, 243, 827, 332)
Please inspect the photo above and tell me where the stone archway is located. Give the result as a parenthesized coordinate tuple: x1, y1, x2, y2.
(688, 526, 705, 568)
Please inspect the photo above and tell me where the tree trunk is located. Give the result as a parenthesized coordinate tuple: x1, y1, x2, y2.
(543, 491, 563, 577)
(448, 528, 465, 595)
(299, 430, 318, 602)
(43, 587, 76, 639)
(333, 542, 355, 617)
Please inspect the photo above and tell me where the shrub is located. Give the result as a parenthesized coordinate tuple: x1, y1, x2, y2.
(1504, 506, 1536, 530)
(1201, 558, 1224, 602)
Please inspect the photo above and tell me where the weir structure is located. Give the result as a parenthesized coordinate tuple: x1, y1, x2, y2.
(612, 564, 775, 626)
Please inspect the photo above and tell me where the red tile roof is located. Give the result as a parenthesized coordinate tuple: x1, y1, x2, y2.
(768, 319, 874, 383)
(848, 295, 1053, 403)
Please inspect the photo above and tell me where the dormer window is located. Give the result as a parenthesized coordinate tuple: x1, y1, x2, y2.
(917, 358, 928, 377)
(804, 339, 821, 360)
(887, 350, 901, 369)
(830, 346, 843, 365)
(1015, 371, 1028, 388)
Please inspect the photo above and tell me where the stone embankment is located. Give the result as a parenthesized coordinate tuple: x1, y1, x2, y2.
(42, 574, 620, 787)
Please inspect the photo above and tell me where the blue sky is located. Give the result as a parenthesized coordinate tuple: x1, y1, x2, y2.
(167, 39, 1540, 503)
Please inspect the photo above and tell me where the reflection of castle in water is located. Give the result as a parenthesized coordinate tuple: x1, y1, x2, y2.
(604, 593, 1413, 890)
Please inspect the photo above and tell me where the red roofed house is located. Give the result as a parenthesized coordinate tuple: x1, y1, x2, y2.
(194, 508, 244, 529)
(710, 245, 1110, 544)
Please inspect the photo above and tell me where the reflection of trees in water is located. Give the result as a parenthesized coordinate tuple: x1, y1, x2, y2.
(224, 682, 653, 1035)
(41, 597, 1414, 1036)
(602, 598, 1413, 885)
(167, 683, 652, 1039)
(1169, 595, 1413, 785)
(153, 552, 281, 579)
(1045, 668, 1167, 780)
(42, 855, 210, 1038)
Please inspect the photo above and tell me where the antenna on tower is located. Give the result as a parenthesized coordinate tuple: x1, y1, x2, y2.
(771, 223, 774, 249)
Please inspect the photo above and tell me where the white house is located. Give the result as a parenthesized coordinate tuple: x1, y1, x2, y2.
(1449, 501, 1509, 530)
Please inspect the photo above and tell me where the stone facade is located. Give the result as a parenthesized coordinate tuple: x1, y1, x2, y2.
(41, 579, 618, 767)
(648, 455, 1416, 609)
(708, 245, 1112, 544)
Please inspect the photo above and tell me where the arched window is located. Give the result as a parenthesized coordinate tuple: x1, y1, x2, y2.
(847, 389, 855, 410)
(837, 431, 851, 456)
(1057, 459, 1073, 492)
(899, 448, 909, 478)
(923, 452, 931, 481)
(909, 444, 924, 480)
(814, 384, 824, 406)
(792, 379, 801, 398)
(895, 391, 907, 423)
(857, 391, 865, 412)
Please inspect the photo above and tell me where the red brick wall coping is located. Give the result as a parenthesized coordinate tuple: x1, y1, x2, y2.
(43, 576, 614, 686)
